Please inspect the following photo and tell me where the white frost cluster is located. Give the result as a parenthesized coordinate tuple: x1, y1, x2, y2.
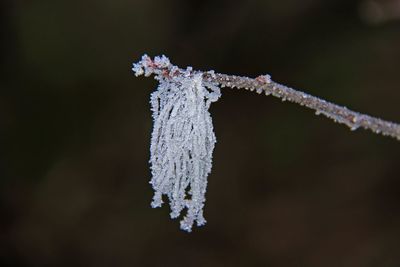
(132, 55, 221, 232)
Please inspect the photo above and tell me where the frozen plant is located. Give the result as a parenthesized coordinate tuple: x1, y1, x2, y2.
(133, 55, 221, 232)
(133, 54, 400, 232)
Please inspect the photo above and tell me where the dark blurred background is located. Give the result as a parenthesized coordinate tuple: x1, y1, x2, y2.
(1, 0, 400, 266)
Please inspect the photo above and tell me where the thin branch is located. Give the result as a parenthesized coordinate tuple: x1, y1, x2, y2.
(133, 55, 400, 141)
(207, 73, 400, 140)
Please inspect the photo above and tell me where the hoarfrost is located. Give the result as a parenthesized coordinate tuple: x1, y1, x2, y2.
(133, 55, 221, 232)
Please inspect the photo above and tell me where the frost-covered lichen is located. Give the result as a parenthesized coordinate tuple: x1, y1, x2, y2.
(133, 53, 400, 232)
(133, 55, 220, 232)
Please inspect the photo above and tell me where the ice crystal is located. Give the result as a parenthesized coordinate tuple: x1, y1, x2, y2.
(132, 55, 221, 232)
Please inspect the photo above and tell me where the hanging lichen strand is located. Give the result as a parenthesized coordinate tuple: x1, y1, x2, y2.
(133, 55, 221, 232)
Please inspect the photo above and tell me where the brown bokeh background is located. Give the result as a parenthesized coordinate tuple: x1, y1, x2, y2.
(1, 0, 400, 266)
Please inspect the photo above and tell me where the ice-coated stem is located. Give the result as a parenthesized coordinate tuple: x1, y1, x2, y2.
(207, 73, 400, 140)
(135, 54, 400, 141)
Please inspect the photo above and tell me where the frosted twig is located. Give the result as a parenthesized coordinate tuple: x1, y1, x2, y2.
(135, 54, 400, 141)
(133, 54, 400, 232)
